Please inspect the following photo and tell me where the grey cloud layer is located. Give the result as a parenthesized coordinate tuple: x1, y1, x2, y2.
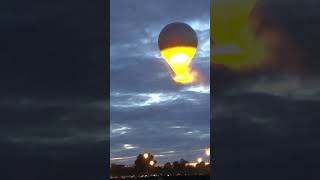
(212, 0, 320, 179)
(110, 0, 210, 165)
(1, 0, 107, 178)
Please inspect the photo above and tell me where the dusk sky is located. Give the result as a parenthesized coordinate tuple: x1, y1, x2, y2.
(2, 0, 320, 179)
(212, 0, 320, 179)
(1, 0, 106, 179)
(110, 0, 210, 165)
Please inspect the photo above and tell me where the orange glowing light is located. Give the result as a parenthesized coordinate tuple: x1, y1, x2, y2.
(211, 0, 266, 70)
(205, 148, 210, 156)
(158, 22, 198, 84)
(185, 162, 197, 167)
(160, 46, 197, 84)
(143, 153, 149, 159)
(149, 160, 155, 166)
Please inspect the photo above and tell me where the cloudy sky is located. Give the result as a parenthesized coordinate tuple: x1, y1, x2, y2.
(212, 0, 320, 179)
(2, 0, 320, 179)
(110, 0, 210, 165)
(1, 0, 107, 179)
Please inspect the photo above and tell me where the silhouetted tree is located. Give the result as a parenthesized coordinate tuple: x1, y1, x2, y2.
(110, 154, 210, 177)
(172, 161, 180, 172)
(171, 159, 189, 174)
(162, 162, 174, 175)
(179, 158, 188, 167)
(134, 153, 157, 175)
(179, 159, 188, 174)
(196, 161, 209, 175)
(164, 162, 172, 169)
(110, 164, 127, 177)
(196, 161, 206, 168)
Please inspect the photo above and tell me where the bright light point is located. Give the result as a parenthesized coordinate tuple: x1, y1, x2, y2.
(149, 160, 155, 166)
(160, 46, 197, 84)
(169, 53, 190, 64)
(205, 148, 210, 156)
(197, 157, 203, 163)
(143, 153, 149, 159)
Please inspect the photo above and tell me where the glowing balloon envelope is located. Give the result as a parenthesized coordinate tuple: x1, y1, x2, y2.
(158, 22, 198, 84)
(211, 0, 265, 69)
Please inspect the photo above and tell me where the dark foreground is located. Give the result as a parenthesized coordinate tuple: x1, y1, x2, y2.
(111, 175, 210, 180)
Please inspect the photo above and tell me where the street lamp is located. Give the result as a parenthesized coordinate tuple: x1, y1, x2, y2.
(149, 160, 155, 166)
(197, 157, 203, 163)
(205, 148, 210, 164)
(205, 148, 210, 156)
(143, 153, 149, 159)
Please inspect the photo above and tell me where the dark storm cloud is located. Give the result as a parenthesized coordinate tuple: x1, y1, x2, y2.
(110, 0, 210, 165)
(1, 1, 106, 99)
(1, 0, 107, 179)
(212, 0, 320, 94)
(250, 0, 320, 74)
(212, 0, 320, 179)
(0, 97, 107, 144)
(213, 92, 320, 179)
(110, 0, 209, 45)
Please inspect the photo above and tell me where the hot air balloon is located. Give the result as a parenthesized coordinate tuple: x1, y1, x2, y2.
(158, 22, 198, 84)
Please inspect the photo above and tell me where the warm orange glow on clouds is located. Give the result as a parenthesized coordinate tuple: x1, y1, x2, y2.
(211, 0, 266, 70)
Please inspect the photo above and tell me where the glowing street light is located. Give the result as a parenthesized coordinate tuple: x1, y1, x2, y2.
(149, 160, 155, 166)
(205, 148, 210, 164)
(197, 157, 203, 163)
(205, 148, 210, 156)
(143, 153, 149, 159)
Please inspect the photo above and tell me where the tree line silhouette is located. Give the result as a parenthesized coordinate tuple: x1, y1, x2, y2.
(110, 153, 210, 177)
